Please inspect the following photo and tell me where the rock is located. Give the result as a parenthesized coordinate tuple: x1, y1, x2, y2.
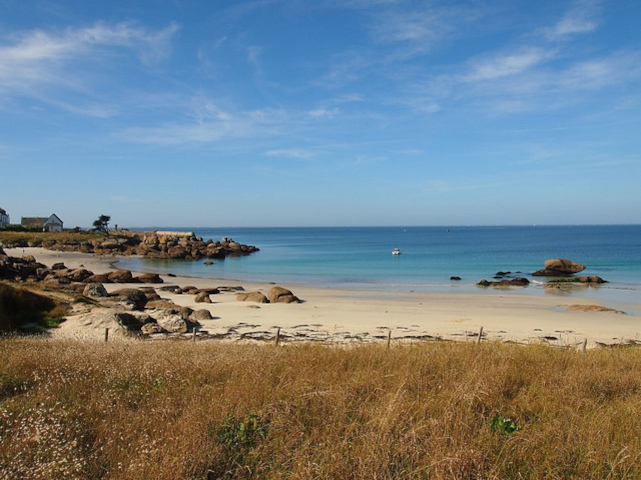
(177, 307, 194, 321)
(545, 258, 585, 274)
(108, 269, 134, 283)
(450, 276, 461, 281)
(549, 276, 607, 285)
(161, 318, 189, 333)
(100, 238, 121, 249)
(141, 322, 166, 335)
(83, 282, 109, 298)
(534, 259, 586, 276)
(51, 262, 67, 270)
(218, 285, 245, 292)
(114, 312, 145, 331)
(267, 286, 301, 304)
(110, 288, 148, 310)
(190, 309, 213, 321)
(167, 246, 188, 259)
(568, 304, 626, 314)
(195, 292, 212, 303)
(203, 261, 214, 265)
(68, 268, 93, 282)
(85, 273, 111, 283)
(237, 292, 269, 303)
(477, 277, 530, 288)
(159, 285, 181, 292)
(137, 272, 164, 284)
(138, 287, 161, 301)
(146, 299, 180, 310)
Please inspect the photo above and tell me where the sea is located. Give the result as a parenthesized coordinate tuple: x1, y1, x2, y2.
(117, 225, 641, 306)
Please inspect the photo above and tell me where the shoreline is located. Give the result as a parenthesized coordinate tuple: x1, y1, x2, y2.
(6, 247, 641, 346)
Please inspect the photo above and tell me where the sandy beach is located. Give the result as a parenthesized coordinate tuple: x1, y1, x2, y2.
(7, 247, 641, 347)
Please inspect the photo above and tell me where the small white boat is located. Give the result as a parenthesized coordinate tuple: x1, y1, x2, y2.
(392, 248, 401, 255)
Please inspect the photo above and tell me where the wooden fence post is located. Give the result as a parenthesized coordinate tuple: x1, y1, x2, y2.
(104, 327, 109, 343)
(275, 327, 281, 346)
(582, 338, 588, 354)
(192, 328, 197, 343)
(476, 326, 484, 345)
(387, 330, 392, 348)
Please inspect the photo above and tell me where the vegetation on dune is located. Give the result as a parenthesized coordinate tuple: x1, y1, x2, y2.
(0, 230, 107, 247)
(1, 340, 640, 479)
(0, 283, 69, 332)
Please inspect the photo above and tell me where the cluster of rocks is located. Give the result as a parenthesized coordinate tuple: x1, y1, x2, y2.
(0, 249, 163, 287)
(476, 258, 607, 288)
(81, 283, 213, 336)
(477, 277, 530, 288)
(236, 286, 302, 304)
(2, 246, 305, 339)
(2, 232, 259, 260)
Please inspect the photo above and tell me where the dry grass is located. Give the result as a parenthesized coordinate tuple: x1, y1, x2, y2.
(1, 339, 640, 479)
(0, 231, 105, 247)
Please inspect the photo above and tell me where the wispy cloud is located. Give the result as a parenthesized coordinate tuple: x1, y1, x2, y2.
(545, 0, 600, 40)
(465, 47, 555, 82)
(0, 21, 179, 113)
(306, 107, 340, 119)
(264, 148, 318, 159)
(121, 106, 289, 145)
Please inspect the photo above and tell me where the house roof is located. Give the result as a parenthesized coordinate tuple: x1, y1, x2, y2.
(21, 217, 48, 227)
(46, 213, 63, 225)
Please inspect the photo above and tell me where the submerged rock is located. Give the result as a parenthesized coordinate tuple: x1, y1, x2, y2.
(477, 278, 530, 288)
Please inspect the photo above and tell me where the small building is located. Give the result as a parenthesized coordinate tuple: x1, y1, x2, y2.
(21, 214, 64, 232)
(0, 208, 9, 227)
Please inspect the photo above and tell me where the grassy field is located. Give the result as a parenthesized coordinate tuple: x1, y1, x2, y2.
(0, 230, 106, 247)
(1, 339, 640, 479)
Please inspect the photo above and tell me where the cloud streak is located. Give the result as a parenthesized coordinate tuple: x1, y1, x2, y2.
(0, 21, 179, 112)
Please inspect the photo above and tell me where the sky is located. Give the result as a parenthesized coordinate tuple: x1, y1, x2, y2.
(1, 0, 640, 228)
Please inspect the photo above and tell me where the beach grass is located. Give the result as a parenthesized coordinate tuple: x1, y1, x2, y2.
(0, 230, 107, 248)
(1, 339, 640, 479)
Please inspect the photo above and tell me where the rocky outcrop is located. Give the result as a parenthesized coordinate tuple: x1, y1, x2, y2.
(268, 286, 301, 304)
(2, 232, 259, 261)
(0, 254, 49, 282)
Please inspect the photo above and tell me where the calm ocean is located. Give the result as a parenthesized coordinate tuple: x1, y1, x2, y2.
(119, 225, 641, 303)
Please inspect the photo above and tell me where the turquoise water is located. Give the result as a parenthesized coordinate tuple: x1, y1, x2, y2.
(117, 226, 641, 303)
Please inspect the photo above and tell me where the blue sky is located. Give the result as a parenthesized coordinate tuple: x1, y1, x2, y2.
(1, 0, 640, 228)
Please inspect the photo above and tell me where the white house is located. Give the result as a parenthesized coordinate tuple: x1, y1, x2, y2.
(44, 214, 64, 232)
(0, 208, 9, 227)
(21, 214, 64, 232)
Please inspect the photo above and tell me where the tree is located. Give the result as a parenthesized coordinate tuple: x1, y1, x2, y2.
(93, 215, 111, 234)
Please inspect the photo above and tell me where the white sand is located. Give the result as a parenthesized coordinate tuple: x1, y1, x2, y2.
(7, 247, 641, 346)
